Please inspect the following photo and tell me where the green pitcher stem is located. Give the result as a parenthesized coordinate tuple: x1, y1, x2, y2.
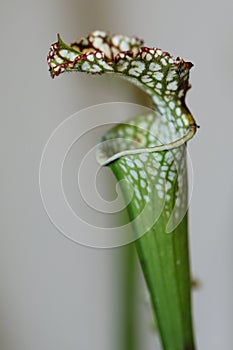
(136, 214, 195, 350)
(109, 159, 195, 350)
(122, 243, 137, 350)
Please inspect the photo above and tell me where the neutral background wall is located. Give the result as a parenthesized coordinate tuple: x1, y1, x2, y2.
(1, 0, 233, 349)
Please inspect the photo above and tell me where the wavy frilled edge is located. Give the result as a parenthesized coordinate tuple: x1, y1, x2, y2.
(47, 31, 198, 165)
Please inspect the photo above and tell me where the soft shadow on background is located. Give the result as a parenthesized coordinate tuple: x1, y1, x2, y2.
(1, 0, 233, 349)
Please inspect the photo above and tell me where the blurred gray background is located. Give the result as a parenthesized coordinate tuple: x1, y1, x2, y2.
(1, 0, 233, 349)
